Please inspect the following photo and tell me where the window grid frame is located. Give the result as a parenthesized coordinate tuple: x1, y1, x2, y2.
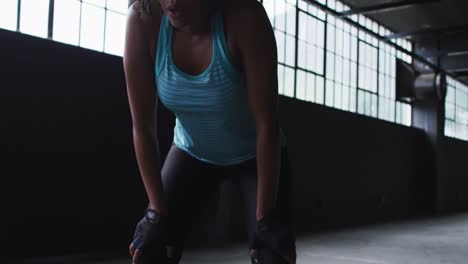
(445, 77, 468, 141)
(7, 0, 420, 127)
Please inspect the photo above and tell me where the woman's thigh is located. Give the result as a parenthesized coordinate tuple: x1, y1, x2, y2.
(158, 144, 225, 262)
(233, 146, 296, 263)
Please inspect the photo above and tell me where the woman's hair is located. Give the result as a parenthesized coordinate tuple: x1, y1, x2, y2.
(128, 0, 153, 16)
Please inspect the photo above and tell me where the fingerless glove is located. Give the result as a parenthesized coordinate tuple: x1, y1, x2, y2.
(132, 208, 170, 262)
(251, 208, 296, 263)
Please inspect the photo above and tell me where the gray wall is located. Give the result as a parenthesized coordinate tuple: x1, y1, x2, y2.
(0, 28, 461, 260)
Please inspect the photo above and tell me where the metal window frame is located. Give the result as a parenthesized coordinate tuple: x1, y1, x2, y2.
(47, 0, 54, 39)
(11, 0, 424, 127)
(16, 0, 21, 31)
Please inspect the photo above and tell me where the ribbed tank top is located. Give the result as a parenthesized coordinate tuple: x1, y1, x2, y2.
(155, 9, 285, 166)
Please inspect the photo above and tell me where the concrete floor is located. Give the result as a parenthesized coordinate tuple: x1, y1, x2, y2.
(19, 212, 468, 264)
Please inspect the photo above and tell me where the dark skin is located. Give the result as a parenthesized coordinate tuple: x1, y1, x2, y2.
(124, 0, 290, 263)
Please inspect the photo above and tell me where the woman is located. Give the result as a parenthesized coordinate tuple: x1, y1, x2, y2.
(123, 0, 296, 263)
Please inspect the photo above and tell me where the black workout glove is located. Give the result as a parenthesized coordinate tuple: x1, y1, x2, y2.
(132, 208, 169, 262)
(251, 208, 296, 264)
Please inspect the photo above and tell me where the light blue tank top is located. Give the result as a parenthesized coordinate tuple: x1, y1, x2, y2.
(155, 9, 284, 166)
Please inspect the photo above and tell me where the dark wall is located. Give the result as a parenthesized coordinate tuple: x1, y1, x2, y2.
(0, 29, 148, 259)
(278, 98, 437, 231)
(445, 137, 468, 212)
(0, 28, 460, 260)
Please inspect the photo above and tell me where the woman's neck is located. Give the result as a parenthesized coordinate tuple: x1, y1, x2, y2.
(173, 4, 218, 36)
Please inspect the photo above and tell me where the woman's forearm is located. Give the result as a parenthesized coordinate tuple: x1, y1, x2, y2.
(133, 127, 168, 215)
(255, 126, 281, 220)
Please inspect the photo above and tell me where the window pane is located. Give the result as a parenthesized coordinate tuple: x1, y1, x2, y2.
(0, 0, 18, 31)
(371, 94, 378, 117)
(80, 3, 105, 51)
(83, 0, 105, 7)
(278, 64, 285, 95)
(350, 61, 357, 87)
(298, 40, 306, 68)
(285, 35, 295, 66)
(284, 66, 295, 97)
(296, 70, 306, 100)
(358, 89, 364, 114)
(298, 0, 308, 11)
(316, 76, 324, 104)
(343, 32, 350, 58)
(20, 0, 50, 38)
(445, 77, 468, 140)
(349, 87, 356, 112)
(105, 10, 126, 56)
(343, 59, 350, 85)
(275, 0, 286, 32)
(306, 72, 315, 102)
(358, 41, 377, 93)
(326, 51, 334, 80)
(298, 12, 306, 40)
(53, 0, 80, 45)
(342, 85, 350, 111)
(335, 56, 342, 84)
(326, 80, 334, 106)
(306, 14, 315, 44)
(336, 29, 343, 56)
(335, 83, 342, 109)
(350, 36, 357, 61)
(306, 44, 315, 72)
(316, 20, 325, 48)
(264, 0, 275, 26)
(327, 25, 335, 51)
(107, 0, 128, 14)
(286, 3, 296, 35)
(275, 30, 285, 64)
(316, 48, 324, 74)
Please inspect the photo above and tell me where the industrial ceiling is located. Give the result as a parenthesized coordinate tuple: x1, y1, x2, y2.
(337, 0, 468, 85)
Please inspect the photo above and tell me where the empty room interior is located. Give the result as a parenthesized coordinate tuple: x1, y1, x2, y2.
(1, 0, 468, 263)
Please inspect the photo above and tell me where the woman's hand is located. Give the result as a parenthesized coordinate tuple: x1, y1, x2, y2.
(251, 208, 296, 264)
(129, 208, 169, 264)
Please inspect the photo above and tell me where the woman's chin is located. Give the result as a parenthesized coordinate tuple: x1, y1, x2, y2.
(168, 17, 186, 28)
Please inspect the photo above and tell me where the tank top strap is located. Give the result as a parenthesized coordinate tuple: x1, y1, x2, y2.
(155, 15, 170, 79)
(212, 9, 243, 83)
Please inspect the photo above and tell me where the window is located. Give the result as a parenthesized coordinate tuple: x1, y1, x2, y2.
(107, 0, 129, 14)
(20, 0, 50, 38)
(445, 77, 468, 141)
(0, 0, 18, 31)
(105, 10, 126, 56)
(268, 0, 413, 126)
(80, 2, 105, 51)
(53, 0, 81, 45)
(2, 0, 419, 127)
(1, 0, 128, 55)
(325, 14, 357, 111)
(268, 0, 297, 98)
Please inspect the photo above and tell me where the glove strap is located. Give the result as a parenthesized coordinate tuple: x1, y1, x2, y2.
(145, 208, 161, 224)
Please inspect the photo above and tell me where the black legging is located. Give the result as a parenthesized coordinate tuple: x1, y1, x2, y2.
(143, 142, 295, 263)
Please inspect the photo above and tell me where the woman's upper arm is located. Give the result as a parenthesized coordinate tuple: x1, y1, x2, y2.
(123, 2, 157, 131)
(234, 0, 279, 131)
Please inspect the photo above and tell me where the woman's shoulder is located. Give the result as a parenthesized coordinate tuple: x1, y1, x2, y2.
(127, 1, 161, 25)
(222, 0, 270, 32)
(222, 0, 266, 17)
(127, 1, 164, 60)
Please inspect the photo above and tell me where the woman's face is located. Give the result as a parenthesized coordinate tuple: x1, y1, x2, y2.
(159, 0, 210, 29)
